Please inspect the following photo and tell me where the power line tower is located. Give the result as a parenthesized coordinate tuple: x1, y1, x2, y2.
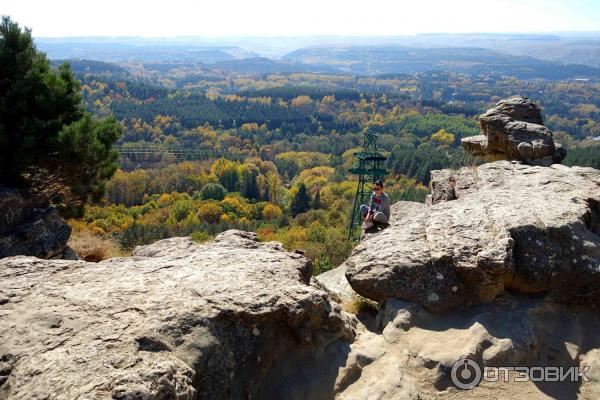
(347, 131, 388, 240)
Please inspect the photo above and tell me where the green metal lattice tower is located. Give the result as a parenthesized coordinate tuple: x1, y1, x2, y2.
(347, 132, 388, 240)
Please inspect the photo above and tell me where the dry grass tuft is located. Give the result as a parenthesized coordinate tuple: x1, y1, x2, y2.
(342, 295, 378, 315)
(68, 230, 126, 262)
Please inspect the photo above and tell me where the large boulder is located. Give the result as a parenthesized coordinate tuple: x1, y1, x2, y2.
(462, 96, 565, 165)
(0, 230, 355, 399)
(345, 161, 600, 313)
(310, 277, 600, 399)
(481, 95, 544, 125)
(334, 295, 600, 399)
(0, 188, 71, 259)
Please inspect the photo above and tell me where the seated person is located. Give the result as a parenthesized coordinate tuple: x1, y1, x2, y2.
(360, 180, 390, 230)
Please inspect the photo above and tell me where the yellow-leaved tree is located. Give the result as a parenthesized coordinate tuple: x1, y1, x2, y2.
(430, 129, 455, 147)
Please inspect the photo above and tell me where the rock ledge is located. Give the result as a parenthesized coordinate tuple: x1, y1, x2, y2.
(0, 230, 354, 399)
(345, 161, 600, 313)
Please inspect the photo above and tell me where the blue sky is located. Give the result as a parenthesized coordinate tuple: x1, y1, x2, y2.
(3, 0, 600, 37)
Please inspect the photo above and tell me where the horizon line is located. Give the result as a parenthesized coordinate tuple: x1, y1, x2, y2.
(32, 31, 600, 40)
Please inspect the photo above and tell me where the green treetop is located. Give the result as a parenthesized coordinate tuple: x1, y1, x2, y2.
(0, 16, 122, 215)
(291, 182, 311, 217)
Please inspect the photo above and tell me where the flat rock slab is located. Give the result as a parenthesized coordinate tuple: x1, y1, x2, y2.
(345, 161, 600, 313)
(0, 230, 354, 399)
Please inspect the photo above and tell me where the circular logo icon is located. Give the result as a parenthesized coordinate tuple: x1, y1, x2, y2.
(451, 358, 482, 390)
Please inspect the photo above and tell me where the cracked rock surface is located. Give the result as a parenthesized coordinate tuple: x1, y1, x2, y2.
(0, 230, 355, 399)
(345, 161, 600, 313)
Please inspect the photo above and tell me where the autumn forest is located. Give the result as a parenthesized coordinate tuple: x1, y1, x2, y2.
(50, 48, 600, 270)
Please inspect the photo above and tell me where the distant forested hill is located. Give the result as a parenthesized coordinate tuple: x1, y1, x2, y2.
(51, 59, 129, 76)
(209, 57, 340, 75)
(39, 37, 600, 79)
(40, 41, 244, 63)
(283, 46, 600, 79)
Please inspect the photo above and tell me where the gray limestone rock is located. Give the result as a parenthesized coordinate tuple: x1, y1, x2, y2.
(345, 161, 600, 313)
(0, 230, 355, 399)
(462, 96, 565, 165)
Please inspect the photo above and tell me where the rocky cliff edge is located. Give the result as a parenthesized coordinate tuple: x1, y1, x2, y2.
(0, 230, 355, 399)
